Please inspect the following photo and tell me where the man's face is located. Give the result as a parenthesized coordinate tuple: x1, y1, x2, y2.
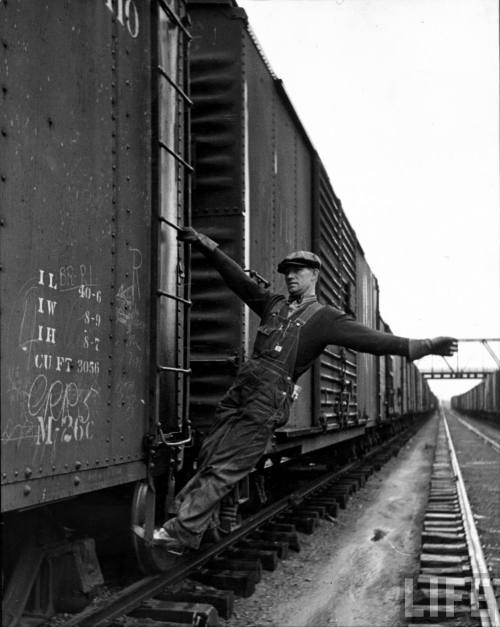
(284, 266, 318, 298)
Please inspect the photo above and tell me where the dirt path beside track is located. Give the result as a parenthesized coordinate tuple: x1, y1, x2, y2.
(224, 414, 439, 627)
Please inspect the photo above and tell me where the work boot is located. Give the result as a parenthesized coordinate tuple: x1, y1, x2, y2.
(132, 525, 185, 554)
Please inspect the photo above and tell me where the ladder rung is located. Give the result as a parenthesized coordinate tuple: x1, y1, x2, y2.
(157, 289, 191, 306)
(158, 0, 192, 40)
(159, 141, 194, 172)
(158, 365, 191, 374)
(159, 216, 182, 231)
(158, 65, 193, 105)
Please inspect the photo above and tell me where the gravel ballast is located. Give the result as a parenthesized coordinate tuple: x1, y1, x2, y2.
(222, 415, 440, 627)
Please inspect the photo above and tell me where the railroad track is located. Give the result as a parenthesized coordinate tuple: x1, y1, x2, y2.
(61, 425, 418, 627)
(450, 412, 500, 454)
(408, 407, 500, 627)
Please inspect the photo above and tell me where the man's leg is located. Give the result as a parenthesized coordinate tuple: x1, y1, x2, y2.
(163, 412, 272, 549)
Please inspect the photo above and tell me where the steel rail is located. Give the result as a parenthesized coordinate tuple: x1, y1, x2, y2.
(441, 407, 500, 627)
(63, 430, 408, 626)
(64, 463, 360, 626)
(453, 414, 500, 454)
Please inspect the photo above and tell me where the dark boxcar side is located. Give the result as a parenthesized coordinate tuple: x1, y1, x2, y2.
(1, 1, 153, 511)
(378, 318, 395, 422)
(451, 370, 500, 417)
(355, 244, 379, 426)
(188, 2, 370, 449)
(188, 4, 249, 434)
(392, 355, 403, 418)
(244, 32, 315, 433)
(188, 4, 316, 436)
(315, 164, 359, 430)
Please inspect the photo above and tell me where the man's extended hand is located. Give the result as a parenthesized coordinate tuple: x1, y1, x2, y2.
(177, 226, 200, 244)
(177, 227, 219, 251)
(409, 336, 458, 360)
(428, 337, 458, 357)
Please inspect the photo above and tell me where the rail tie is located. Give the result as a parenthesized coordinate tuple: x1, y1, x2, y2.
(62, 427, 417, 627)
(408, 408, 500, 627)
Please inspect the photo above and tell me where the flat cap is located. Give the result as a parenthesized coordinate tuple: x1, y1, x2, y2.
(277, 250, 322, 274)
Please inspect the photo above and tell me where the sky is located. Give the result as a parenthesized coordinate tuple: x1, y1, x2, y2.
(238, 0, 500, 400)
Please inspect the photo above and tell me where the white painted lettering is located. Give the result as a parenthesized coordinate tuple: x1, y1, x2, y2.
(38, 269, 45, 286)
(35, 354, 53, 370)
(28, 375, 96, 446)
(56, 356, 72, 373)
(125, 0, 139, 38)
(45, 327, 56, 344)
(38, 325, 56, 344)
(104, 0, 139, 39)
(48, 272, 57, 290)
(38, 297, 57, 316)
(116, 0, 124, 25)
(46, 299, 57, 316)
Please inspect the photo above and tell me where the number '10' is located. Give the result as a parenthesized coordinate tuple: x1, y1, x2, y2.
(105, 0, 139, 39)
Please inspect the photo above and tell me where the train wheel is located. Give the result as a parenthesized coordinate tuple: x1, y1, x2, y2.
(130, 481, 172, 574)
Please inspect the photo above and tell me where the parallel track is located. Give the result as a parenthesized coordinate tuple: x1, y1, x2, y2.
(409, 407, 500, 627)
(452, 414, 500, 454)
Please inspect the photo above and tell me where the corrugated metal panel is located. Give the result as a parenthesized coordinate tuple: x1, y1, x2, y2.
(355, 246, 378, 426)
(408, 364, 416, 413)
(378, 318, 395, 422)
(189, 7, 246, 433)
(401, 361, 409, 416)
(244, 36, 314, 431)
(1, 1, 154, 511)
(188, 6, 316, 434)
(315, 162, 358, 428)
(451, 369, 500, 414)
(393, 355, 403, 418)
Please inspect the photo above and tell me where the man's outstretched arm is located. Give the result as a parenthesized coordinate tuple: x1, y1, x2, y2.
(311, 307, 458, 361)
(178, 227, 273, 317)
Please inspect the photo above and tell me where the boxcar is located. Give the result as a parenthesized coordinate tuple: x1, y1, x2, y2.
(188, 1, 368, 458)
(355, 244, 379, 427)
(378, 318, 395, 422)
(187, 0, 435, 457)
(2, 1, 437, 614)
(451, 370, 500, 419)
(1, 0, 193, 587)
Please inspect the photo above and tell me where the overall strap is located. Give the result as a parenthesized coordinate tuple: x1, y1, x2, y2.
(285, 300, 323, 382)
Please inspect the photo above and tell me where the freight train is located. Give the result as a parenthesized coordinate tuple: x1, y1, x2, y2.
(451, 370, 500, 419)
(1, 0, 436, 617)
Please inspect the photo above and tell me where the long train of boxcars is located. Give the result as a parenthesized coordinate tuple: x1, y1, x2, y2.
(1, 0, 436, 612)
(451, 370, 500, 419)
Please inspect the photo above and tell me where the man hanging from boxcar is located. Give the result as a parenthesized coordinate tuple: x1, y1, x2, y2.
(134, 227, 457, 557)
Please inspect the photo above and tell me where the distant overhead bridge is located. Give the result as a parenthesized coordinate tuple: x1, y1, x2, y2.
(419, 338, 500, 380)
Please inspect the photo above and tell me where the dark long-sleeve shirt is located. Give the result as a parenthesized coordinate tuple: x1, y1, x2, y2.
(200, 245, 410, 380)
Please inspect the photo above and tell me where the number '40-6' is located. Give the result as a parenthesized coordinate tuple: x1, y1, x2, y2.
(78, 285, 102, 303)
